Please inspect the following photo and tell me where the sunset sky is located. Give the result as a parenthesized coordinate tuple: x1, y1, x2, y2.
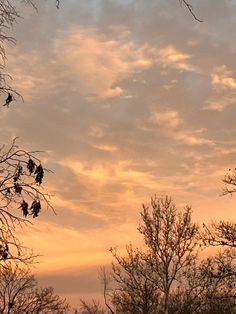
(1, 0, 236, 308)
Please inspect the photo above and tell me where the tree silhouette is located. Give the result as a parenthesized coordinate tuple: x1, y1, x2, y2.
(0, 138, 53, 263)
(81, 197, 199, 314)
(79, 300, 106, 314)
(79, 196, 236, 314)
(167, 248, 236, 314)
(0, 263, 69, 313)
(137, 196, 199, 314)
(202, 221, 236, 248)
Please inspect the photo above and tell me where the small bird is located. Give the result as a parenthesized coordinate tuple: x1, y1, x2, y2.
(3, 93, 13, 107)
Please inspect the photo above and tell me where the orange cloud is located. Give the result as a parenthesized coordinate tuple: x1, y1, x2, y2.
(174, 131, 215, 146)
(212, 65, 236, 91)
(157, 45, 195, 71)
(154, 110, 183, 128)
(152, 109, 214, 146)
(205, 65, 236, 111)
(93, 144, 118, 152)
(54, 28, 196, 100)
(55, 28, 153, 99)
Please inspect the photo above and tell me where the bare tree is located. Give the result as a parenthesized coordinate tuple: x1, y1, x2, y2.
(168, 248, 236, 314)
(98, 267, 116, 314)
(109, 245, 161, 314)
(78, 268, 113, 314)
(138, 196, 199, 314)
(202, 221, 236, 248)
(78, 196, 235, 314)
(0, 138, 53, 262)
(108, 199, 235, 313)
(79, 300, 106, 314)
(101, 196, 199, 314)
(0, 263, 69, 313)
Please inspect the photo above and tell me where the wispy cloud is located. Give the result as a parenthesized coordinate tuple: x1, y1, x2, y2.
(212, 65, 236, 91)
(154, 110, 183, 129)
(205, 65, 236, 111)
(157, 45, 195, 71)
(174, 130, 215, 146)
(54, 28, 153, 99)
(152, 110, 214, 146)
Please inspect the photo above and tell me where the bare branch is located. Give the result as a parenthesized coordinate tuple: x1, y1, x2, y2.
(0, 263, 69, 313)
(179, 0, 203, 22)
(0, 138, 54, 263)
(99, 267, 115, 314)
(202, 221, 236, 248)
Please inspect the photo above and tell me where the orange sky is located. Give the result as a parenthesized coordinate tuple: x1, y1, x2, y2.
(1, 0, 236, 309)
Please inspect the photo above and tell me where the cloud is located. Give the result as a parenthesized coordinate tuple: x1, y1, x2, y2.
(88, 125, 105, 138)
(58, 159, 158, 190)
(212, 65, 236, 91)
(93, 144, 118, 152)
(205, 65, 236, 111)
(53, 27, 197, 100)
(174, 131, 215, 146)
(157, 45, 194, 71)
(205, 95, 236, 112)
(154, 110, 183, 129)
(54, 28, 153, 99)
(6, 50, 47, 101)
(152, 109, 213, 146)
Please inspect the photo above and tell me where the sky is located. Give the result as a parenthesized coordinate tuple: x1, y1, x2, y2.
(1, 0, 236, 308)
